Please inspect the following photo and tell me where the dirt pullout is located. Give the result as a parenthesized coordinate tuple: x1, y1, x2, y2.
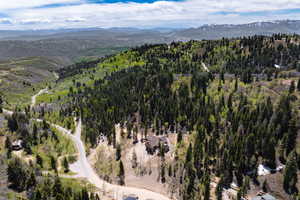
(124, 133, 170, 197)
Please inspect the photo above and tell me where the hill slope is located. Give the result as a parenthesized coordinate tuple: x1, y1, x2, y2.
(0, 29, 168, 63)
(0, 57, 64, 108)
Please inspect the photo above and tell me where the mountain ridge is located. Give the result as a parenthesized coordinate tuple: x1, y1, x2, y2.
(0, 19, 300, 65)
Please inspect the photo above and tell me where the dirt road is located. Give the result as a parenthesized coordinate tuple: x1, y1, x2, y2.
(30, 88, 48, 108)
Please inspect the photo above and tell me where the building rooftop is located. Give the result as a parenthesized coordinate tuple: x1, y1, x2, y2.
(252, 193, 276, 200)
(123, 196, 138, 200)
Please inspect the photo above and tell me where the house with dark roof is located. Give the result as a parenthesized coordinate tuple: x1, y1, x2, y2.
(145, 135, 169, 154)
(123, 194, 139, 200)
(123, 197, 138, 200)
(12, 140, 23, 151)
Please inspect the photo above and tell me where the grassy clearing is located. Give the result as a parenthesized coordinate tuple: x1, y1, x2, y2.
(94, 145, 118, 182)
(31, 125, 76, 171)
(60, 177, 98, 193)
(4, 82, 50, 109)
(6, 191, 26, 200)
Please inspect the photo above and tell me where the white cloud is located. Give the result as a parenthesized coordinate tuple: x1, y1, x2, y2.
(0, 18, 13, 24)
(1, 0, 300, 29)
(20, 18, 51, 25)
(0, 0, 81, 10)
(66, 17, 86, 22)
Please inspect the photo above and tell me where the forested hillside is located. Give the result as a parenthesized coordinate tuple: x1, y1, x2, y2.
(33, 34, 300, 200)
(4, 34, 300, 200)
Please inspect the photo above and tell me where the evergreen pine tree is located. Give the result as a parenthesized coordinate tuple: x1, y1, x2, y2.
(63, 157, 69, 173)
(220, 71, 225, 83)
(7, 157, 28, 191)
(36, 154, 43, 168)
(234, 77, 238, 92)
(53, 176, 63, 197)
(283, 151, 298, 194)
(289, 80, 295, 93)
(177, 130, 183, 143)
(218, 80, 222, 92)
(5, 137, 12, 159)
(216, 176, 223, 200)
(26, 171, 36, 190)
(0, 95, 3, 113)
(50, 155, 57, 173)
(118, 161, 125, 185)
(203, 177, 210, 200)
(131, 150, 137, 168)
(185, 143, 193, 165)
(262, 179, 269, 192)
(116, 144, 121, 161)
(161, 163, 166, 183)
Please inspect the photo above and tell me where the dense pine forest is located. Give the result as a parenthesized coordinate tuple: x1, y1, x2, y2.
(70, 34, 299, 200)
(2, 34, 300, 200)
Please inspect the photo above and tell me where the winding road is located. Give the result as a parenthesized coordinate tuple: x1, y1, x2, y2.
(6, 88, 172, 200)
(66, 119, 171, 200)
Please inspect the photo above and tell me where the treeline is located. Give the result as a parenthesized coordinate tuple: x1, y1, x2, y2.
(55, 58, 102, 80)
(55, 53, 121, 80)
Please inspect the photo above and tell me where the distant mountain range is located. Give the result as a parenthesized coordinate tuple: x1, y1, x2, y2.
(172, 20, 300, 40)
(0, 20, 299, 63)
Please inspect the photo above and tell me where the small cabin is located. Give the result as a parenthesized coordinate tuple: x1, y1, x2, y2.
(12, 140, 23, 151)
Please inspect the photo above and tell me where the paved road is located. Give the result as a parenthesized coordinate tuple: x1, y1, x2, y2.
(66, 119, 172, 200)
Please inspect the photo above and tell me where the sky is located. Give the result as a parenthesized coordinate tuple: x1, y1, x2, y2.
(1, 0, 300, 30)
